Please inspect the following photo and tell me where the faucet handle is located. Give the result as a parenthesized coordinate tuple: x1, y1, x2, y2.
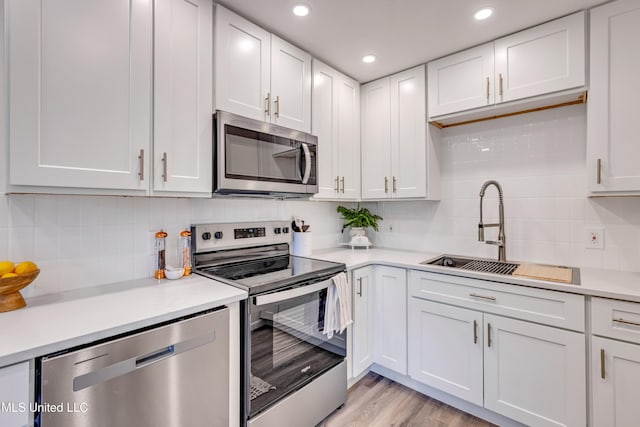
(485, 240, 504, 247)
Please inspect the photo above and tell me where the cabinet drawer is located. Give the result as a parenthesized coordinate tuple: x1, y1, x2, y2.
(592, 297, 640, 344)
(409, 270, 585, 331)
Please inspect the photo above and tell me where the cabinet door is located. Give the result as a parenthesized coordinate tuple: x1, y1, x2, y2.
(484, 314, 586, 427)
(427, 43, 494, 118)
(408, 299, 483, 406)
(588, 0, 640, 194)
(336, 75, 361, 200)
(214, 5, 270, 122)
(311, 60, 339, 198)
(390, 65, 426, 198)
(495, 12, 585, 104)
(154, 0, 212, 195)
(352, 267, 374, 377)
(8, 0, 151, 191)
(361, 78, 391, 200)
(0, 361, 30, 427)
(592, 336, 640, 427)
(373, 266, 407, 374)
(270, 35, 312, 133)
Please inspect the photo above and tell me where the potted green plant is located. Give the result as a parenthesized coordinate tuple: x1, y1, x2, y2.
(336, 205, 383, 239)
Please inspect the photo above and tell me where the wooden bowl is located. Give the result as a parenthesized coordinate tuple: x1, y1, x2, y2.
(0, 270, 39, 312)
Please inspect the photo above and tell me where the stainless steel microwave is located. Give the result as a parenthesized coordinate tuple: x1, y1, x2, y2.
(213, 110, 318, 197)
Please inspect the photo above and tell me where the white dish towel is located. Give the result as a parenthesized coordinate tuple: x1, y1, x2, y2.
(323, 272, 353, 339)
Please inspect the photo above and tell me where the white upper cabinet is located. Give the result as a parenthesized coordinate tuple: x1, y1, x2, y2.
(362, 65, 435, 200)
(312, 60, 360, 200)
(390, 66, 427, 198)
(494, 12, 585, 103)
(153, 0, 212, 196)
(428, 12, 585, 122)
(214, 6, 270, 123)
(427, 43, 494, 117)
(270, 36, 312, 132)
(214, 6, 311, 133)
(8, 0, 152, 192)
(588, 0, 640, 195)
(361, 78, 391, 199)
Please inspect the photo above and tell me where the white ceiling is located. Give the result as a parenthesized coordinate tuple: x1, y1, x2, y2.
(218, 0, 605, 83)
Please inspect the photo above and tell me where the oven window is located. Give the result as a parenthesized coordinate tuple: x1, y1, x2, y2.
(249, 284, 345, 417)
(225, 124, 316, 184)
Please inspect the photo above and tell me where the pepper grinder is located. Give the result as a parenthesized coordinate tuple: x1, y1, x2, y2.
(155, 230, 168, 280)
(180, 230, 192, 276)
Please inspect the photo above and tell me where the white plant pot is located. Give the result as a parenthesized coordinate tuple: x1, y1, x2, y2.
(349, 227, 366, 238)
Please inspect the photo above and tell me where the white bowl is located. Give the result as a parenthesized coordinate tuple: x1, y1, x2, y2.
(165, 267, 184, 280)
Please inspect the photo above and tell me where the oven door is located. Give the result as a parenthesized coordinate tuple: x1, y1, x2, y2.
(215, 110, 318, 196)
(247, 277, 346, 419)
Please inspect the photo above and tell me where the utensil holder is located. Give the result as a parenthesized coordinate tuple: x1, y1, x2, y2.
(292, 232, 312, 257)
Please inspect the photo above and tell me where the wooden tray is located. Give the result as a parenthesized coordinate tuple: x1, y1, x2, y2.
(512, 264, 572, 284)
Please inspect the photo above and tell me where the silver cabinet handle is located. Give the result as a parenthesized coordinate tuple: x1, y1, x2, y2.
(600, 348, 606, 379)
(335, 176, 340, 193)
(486, 77, 490, 101)
(161, 152, 168, 182)
(384, 176, 389, 194)
(613, 318, 640, 327)
(392, 176, 397, 194)
(473, 320, 478, 344)
(340, 176, 345, 194)
(499, 73, 503, 98)
(138, 149, 144, 181)
(487, 322, 492, 347)
(274, 95, 280, 118)
(469, 293, 496, 301)
(596, 158, 602, 185)
(265, 93, 271, 116)
(357, 277, 363, 297)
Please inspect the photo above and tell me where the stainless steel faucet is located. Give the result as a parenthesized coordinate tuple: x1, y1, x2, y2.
(478, 180, 506, 262)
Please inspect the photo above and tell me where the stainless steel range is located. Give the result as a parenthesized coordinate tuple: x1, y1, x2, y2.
(191, 221, 348, 427)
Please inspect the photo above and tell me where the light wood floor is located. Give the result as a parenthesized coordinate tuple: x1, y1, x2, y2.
(317, 373, 496, 427)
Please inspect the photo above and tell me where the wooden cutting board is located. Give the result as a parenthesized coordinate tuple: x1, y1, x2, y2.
(512, 263, 572, 284)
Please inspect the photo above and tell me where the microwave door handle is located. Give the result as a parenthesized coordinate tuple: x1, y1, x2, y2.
(254, 280, 330, 306)
(301, 143, 311, 184)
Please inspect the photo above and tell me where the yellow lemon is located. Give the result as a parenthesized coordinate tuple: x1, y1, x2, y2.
(1, 272, 18, 279)
(14, 261, 38, 275)
(0, 261, 15, 276)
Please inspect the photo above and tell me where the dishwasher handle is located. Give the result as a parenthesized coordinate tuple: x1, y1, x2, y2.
(136, 345, 174, 368)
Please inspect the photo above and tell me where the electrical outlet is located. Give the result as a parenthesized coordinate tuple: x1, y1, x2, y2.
(585, 227, 604, 249)
(386, 224, 393, 233)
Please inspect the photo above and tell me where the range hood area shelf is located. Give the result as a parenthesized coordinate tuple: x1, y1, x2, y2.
(429, 89, 587, 129)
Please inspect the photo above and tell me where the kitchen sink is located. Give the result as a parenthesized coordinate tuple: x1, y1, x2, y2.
(421, 254, 581, 285)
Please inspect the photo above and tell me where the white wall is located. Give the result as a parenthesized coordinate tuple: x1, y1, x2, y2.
(0, 194, 344, 297)
(372, 104, 640, 272)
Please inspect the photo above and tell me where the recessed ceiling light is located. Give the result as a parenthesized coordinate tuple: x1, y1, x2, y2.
(474, 7, 494, 20)
(362, 55, 376, 63)
(292, 4, 310, 17)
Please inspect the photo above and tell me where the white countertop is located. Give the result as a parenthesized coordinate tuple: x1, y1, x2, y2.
(313, 247, 640, 303)
(0, 275, 246, 367)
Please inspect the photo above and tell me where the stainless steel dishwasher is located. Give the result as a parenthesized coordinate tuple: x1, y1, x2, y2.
(37, 308, 229, 427)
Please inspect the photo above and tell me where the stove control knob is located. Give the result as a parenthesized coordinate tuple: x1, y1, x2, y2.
(214, 231, 224, 240)
(274, 227, 281, 234)
(282, 227, 289, 234)
(202, 232, 211, 241)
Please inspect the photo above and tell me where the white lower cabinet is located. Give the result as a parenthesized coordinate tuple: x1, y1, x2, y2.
(408, 270, 586, 427)
(351, 266, 374, 377)
(0, 361, 30, 427)
(592, 336, 640, 426)
(408, 299, 483, 405)
(373, 266, 407, 374)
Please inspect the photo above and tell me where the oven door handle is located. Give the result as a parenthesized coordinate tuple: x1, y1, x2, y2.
(301, 143, 311, 184)
(254, 279, 330, 306)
